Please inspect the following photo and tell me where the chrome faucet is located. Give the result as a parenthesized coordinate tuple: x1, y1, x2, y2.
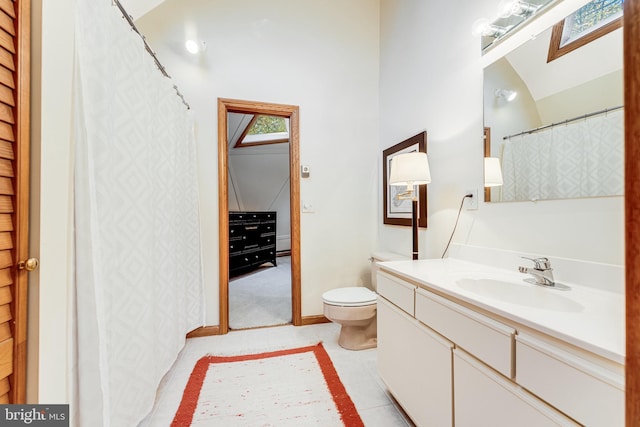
(518, 257, 556, 287)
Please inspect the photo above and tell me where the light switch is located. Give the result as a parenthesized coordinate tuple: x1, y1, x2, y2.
(301, 165, 310, 178)
(302, 201, 314, 213)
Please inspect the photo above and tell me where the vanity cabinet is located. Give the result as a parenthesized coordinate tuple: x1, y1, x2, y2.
(376, 268, 623, 427)
(377, 272, 453, 427)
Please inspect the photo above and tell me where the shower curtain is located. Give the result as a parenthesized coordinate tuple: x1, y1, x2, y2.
(501, 109, 624, 201)
(73, 1, 204, 425)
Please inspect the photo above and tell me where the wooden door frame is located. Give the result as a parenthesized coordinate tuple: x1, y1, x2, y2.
(217, 98, 301, 334)
(626, 0, 640, 424)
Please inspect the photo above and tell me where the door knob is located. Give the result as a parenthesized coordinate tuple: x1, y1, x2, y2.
(18, 258, 39, 271)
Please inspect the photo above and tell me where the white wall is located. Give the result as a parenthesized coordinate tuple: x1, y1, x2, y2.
(137, 0, 381, 321)
(379, 0, 623, 267)
(30, 0, 76, 404)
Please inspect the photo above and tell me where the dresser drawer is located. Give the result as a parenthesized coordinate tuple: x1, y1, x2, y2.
(415, 288, 515, 378)
(377, 271, 416, 316)
(516, 333, 624, 427)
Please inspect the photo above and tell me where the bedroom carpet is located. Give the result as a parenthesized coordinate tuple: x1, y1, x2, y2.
(229, 255, 292, 330)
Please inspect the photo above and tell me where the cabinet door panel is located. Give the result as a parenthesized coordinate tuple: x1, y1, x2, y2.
(378, 297, 453, 427)
(454, 349, 580, 427)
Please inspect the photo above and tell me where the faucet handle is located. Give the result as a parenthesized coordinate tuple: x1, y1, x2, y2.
(520, 256, 551, 270)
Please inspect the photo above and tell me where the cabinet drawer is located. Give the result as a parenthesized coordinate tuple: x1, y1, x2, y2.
(415, 288, 515, 378)
(516, 333, 624, 427)
(377, 271, 416, 315)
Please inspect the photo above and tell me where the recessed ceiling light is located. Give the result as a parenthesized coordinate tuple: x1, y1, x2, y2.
(185, 39, 200, 54)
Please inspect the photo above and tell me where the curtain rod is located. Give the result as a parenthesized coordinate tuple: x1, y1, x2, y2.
(503, 105, 624, 140)
(111, 0, 191, 110)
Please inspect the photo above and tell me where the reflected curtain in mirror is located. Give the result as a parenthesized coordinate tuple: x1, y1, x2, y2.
(499, 108, 623, 201)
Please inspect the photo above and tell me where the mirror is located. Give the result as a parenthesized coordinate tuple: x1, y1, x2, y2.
(483, 4, 624, 202)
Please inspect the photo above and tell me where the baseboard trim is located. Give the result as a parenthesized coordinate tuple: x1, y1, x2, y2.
(300, 315, 330, 326)
(186, 325, 220, 338)
(187, 317, 330, 337)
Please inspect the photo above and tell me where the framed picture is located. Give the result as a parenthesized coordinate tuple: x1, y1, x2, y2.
(382, 131, 428, 227)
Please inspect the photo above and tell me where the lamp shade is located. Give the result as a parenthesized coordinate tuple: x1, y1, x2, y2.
(484, 157, 504, 187)
(389, 152, 431, 186)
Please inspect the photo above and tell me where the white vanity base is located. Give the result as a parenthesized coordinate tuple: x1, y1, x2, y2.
(376, 244, 624, 427)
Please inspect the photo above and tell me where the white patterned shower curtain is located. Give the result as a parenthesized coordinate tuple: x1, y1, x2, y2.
(500, 109, 624, 201)
(73, 1, 204, 426)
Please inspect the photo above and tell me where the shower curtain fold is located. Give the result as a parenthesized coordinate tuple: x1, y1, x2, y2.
(73, 1, 204, 426)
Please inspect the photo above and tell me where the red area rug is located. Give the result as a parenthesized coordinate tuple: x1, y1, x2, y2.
(172, 343, 364, 426)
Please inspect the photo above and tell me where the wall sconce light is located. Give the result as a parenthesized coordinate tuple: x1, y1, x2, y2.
(495, 88, 518, 102)
(484, 157, 504, 187)
(389, 152, 431, 260)
(185, 39, 206, 54)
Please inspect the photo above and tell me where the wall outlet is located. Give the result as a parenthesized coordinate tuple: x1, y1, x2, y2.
(465, 188, 478, 210)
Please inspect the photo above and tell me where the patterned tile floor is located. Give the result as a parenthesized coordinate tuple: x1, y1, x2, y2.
(140, 323, 414, 426)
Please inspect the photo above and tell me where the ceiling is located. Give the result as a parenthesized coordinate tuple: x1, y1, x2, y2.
(118, 0, 166, 21)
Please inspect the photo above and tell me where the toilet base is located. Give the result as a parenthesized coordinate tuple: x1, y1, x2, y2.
(337, 319, 377, 351)
(323, 301, 377, 351)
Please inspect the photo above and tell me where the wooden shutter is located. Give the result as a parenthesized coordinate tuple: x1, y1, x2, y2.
(0, 0, 29, 404)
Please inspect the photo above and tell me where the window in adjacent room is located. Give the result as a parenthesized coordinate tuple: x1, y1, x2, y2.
(547, 0, 623, 62)
(235, 115, 289, 147)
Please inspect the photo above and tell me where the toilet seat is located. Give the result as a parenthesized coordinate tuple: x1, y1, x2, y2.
(322, 287, 377, 307)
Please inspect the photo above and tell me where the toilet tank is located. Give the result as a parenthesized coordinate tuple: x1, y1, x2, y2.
(370, 251, 409, 291)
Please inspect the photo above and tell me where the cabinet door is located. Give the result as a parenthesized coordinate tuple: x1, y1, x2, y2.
(378, 297, 453, 427)
(454, 349, 580, 427)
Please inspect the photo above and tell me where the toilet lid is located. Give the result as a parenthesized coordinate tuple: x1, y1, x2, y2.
(322, 287, 377, 307)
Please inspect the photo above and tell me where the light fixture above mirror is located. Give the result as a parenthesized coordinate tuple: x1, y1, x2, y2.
(475, 0, 557, 52)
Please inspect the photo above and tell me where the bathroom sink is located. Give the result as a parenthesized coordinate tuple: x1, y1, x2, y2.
(455, 276, 584, 312)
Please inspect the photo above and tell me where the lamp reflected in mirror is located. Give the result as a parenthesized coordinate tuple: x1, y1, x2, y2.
(389, 152, 431, 260)
(484, 157, 504, 187)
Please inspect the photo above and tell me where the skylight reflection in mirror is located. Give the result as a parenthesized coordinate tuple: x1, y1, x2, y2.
(559, 0, 623, 48)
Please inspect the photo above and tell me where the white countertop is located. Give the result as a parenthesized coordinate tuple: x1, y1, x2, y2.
(378, 258, 625, 364)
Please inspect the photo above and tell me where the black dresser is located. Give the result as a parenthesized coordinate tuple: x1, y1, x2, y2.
(229, 211, 277, 277)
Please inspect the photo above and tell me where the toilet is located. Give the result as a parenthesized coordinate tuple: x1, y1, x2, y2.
(322, 252, 407, 350)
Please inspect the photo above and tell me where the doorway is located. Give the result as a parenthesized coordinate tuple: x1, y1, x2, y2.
(218, 98, 301, 334)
